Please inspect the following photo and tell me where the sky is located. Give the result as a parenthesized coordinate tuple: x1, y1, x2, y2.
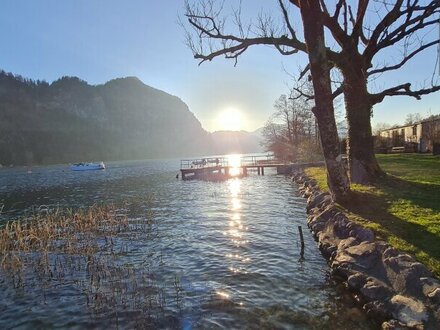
(0, 0, 439, 132)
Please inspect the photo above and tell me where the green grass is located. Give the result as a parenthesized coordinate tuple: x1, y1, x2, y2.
(305, 154, 440, 277)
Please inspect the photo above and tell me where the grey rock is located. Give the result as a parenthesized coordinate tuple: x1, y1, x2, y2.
(306, 192, 332, 212)
(381, 319, 414, 330)
(383, 246, 400, 260)
(427, 288, 440, 303)
(420, 277, 440, 300)
(331, 214, 351, 240)
(347, 223, 375, 242)
(389, 295, 428, 328)
(347, 272, 368, 290)
(384, 257, 431, 296)
(334, 241, 382, 271)
(338, 237, 360, 250)
(361, 278, 393, 301)
(363, 300, 389, 320)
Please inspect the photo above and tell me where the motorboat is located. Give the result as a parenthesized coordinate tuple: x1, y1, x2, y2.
(70, 162, 105, 171)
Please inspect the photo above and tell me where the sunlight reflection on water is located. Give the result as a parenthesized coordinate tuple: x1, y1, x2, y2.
(227, 154, 242, 177)
(0, 158, 375, 329)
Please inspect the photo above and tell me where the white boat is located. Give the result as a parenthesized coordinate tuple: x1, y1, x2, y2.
(70, 162, 105, 171)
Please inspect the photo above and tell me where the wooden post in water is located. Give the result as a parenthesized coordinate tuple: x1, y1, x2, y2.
(261, 167, 264, 176)
(257, 167, 261, 175)
(298, 225, 305, 261)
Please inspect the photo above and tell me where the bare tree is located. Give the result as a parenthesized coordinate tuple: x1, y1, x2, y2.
(262, 94, 320, 161)
(321, 0, 440, 183)
(183, 0, 440, 185)
(183, 0, 351, 200)
(405, 113, 423, 125)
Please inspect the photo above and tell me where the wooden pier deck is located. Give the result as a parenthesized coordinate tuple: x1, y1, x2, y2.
(179, 155, 291, 180)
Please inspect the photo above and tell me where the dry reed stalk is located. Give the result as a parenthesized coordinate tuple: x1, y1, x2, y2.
(0, 204, 129, 269)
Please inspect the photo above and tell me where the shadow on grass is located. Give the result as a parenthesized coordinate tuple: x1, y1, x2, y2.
(340, 177, 440, 274)
(380, 175, 440, 213)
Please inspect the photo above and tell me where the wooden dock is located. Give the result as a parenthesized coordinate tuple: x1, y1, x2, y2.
(179, 155, 291, 180)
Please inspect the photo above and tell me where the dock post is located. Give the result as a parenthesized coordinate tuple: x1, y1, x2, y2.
(257, 167, 261, 175)
(261, 167, 265, 176)
(243, 167, 247, 176)
(298, 225, 305, 261)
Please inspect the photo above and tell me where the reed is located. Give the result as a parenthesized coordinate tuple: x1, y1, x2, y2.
(0, 204, 128, 263)
(0, 201, 187, 327)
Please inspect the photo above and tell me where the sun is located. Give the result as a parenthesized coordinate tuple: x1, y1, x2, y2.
(216, 108, 243, 131)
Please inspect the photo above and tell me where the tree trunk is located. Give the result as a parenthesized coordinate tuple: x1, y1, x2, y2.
(299, 0, 350, 202)
(341, 66, 384, 184)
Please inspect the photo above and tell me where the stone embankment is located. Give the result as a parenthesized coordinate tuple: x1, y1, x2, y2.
(292, 171, 440, 329)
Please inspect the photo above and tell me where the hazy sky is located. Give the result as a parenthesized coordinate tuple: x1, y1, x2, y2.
(1, 0, 439, 132)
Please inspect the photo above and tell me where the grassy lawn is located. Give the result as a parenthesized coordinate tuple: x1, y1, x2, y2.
(305, 154, 440, 277)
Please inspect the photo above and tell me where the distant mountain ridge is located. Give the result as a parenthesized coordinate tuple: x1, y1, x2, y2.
(211, 130, 263, 155)
(0, 71, 262, 165)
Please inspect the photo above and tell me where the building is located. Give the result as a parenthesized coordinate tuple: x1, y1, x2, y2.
(378, 117, 440, 153)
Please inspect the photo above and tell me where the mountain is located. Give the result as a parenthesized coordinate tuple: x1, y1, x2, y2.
(0, 71, 215, 165)
(211, 130, 264, 155)
(0, 71, 265, 166)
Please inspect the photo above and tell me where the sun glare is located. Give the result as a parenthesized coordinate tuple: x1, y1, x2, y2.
(216, 108, 243, 131)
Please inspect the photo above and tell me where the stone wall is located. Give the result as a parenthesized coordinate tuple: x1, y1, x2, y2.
(292, 171, 440, 329)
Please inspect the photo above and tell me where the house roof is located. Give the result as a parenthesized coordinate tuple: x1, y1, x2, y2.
(379, 116, 440, 134)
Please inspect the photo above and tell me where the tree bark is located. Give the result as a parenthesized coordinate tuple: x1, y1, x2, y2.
(341, 65, 384, 184)
(299, 0, 350, 202)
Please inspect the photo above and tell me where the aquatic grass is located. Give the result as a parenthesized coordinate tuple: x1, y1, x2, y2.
(304, 154, 440, 277)
(0, 204, 128, 262)
(0, 201, 191, 327)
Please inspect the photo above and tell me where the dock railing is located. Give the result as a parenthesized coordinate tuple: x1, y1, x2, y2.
(180, 155, 286, 170)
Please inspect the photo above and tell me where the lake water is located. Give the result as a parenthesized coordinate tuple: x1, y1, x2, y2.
(0, 159, 375, 329)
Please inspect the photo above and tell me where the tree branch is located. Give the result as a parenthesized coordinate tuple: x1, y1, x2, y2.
(371, 83, 440, 104)
(278, 0, 296, 39)
(186, 1, 308, 64)
(351, 0, 369, 44)
(369, 39, 439, 75)
(364, 1, 439, 61)
(291, 85, 343, 101)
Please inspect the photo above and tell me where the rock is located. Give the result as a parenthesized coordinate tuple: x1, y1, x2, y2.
(331, 262, 354, 280)
(384, 256, 432, 296)
(427, 288, 440, 303)
(347, 272, 368, 291)
(364, 300, 389, 320)
(346, 222, 375, 242)
(333, 241, 382, 271)
(420, 277, 440, 302)
(389, 295, 428, 328)
(308, 179, 317, 187)
(383, 246, 400, 259)
(381, 319, 414, 330)
(318, 236, 337, 259)
(306, 191, 332, 212)
(331, 214, 351, 240)
(298, 171, 440, 328)
(338, 237, 360, 250)
(360, 278, 393, 301)
(308, 205, 341, 235)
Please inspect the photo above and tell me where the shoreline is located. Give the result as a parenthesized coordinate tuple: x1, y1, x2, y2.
(292, 170, 440, 329)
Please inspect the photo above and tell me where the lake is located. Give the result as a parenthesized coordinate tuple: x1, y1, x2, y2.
(0, 159, 375, 329)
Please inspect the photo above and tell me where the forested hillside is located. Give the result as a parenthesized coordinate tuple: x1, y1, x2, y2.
(0, 71, 264, 165)
(0, 71, 214, 165)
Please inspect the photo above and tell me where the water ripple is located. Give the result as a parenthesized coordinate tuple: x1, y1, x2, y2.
(0, 160, 374, 329)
